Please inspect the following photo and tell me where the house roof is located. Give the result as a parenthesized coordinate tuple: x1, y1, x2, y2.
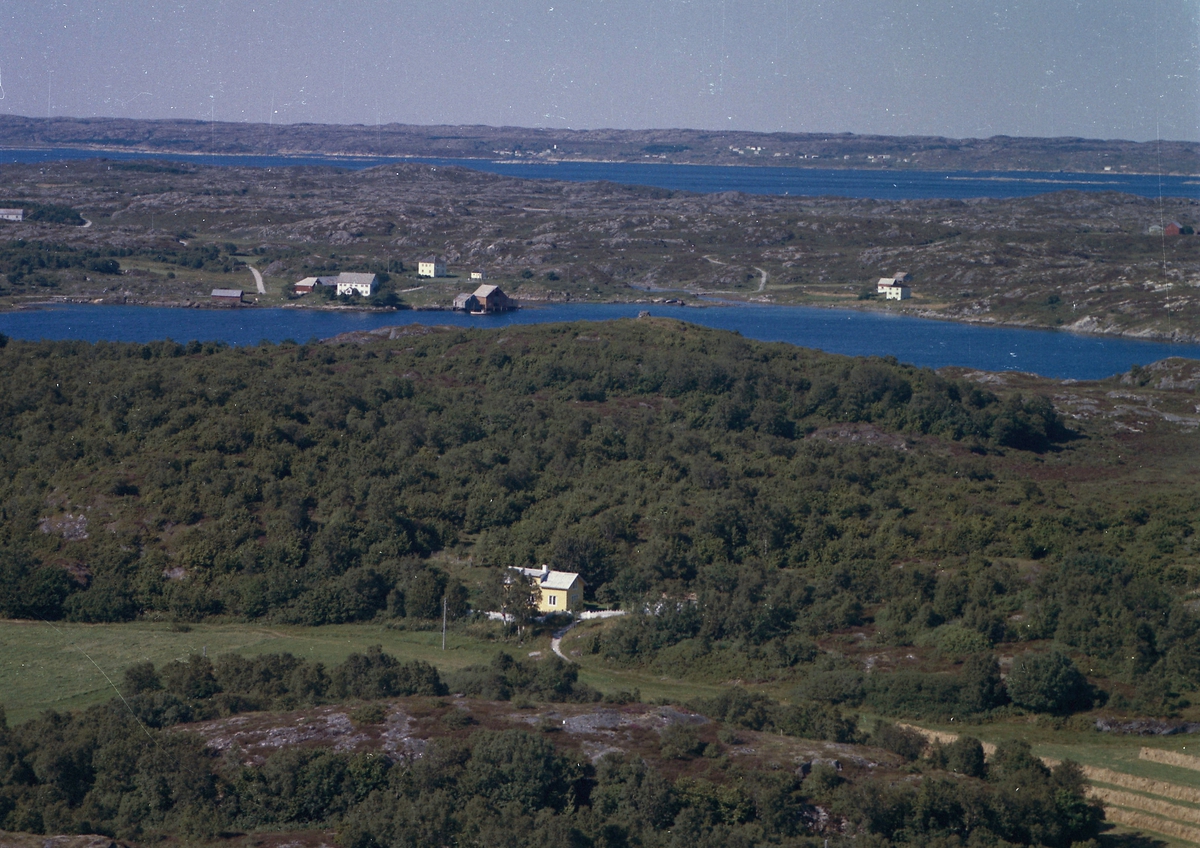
(420, 256, 443, 264)
(337, 272, 377, 285)
(474, 284, 502, 298)
(211, 288, 243, 298)
(515, 566, 582, 591)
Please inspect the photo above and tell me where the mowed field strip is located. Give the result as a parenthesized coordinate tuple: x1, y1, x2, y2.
(1144, 747, 1200, 772)
(903, 723, 1200, 846)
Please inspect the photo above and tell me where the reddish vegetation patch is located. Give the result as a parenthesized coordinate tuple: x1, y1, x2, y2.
(176, 697, 902, 785)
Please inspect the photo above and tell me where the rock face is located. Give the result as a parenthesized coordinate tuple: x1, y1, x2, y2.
(38, 513, 88, 541)
(1095, 718, 1200, 735)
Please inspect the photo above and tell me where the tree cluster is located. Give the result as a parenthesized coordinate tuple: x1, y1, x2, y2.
(0, 322, 1195, 706)
(0, 696, 1101, 847)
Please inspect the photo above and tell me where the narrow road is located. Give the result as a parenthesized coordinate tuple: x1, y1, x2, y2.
(550, 620, 578, 663)
(753, 266, 768, 292)
(248, 264, 266, 295)
(80, 217, 92, 229)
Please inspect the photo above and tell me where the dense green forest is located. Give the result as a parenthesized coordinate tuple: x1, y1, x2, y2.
(0, 319, 1198, 713)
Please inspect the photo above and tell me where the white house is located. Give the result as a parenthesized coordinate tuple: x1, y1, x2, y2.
(470, 270, 486, 281)
(418, 257, 446, 278)
(335, 272, 377, 297)
(0, 209, 24, 222)
(877, 272, 912, 301)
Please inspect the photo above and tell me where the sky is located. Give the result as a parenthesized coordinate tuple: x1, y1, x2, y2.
(0, 0, 1197, 142)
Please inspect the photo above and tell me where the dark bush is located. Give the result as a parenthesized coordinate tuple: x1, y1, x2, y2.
(1007, 651, 1092, 714)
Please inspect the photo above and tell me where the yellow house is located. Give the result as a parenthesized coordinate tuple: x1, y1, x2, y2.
(517, 565, 584, 613)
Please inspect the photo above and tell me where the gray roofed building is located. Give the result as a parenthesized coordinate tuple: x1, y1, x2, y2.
(335, 272, 377, 296)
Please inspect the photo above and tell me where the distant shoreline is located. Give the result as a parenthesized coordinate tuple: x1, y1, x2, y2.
(0, 143, 1188, 179)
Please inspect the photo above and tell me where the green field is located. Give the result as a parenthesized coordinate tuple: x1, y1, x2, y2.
(0, 617, 722, 725)
(0, 619, 498, 724)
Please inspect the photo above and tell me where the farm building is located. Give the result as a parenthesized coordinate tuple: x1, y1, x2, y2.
(418, 257, 447, 278)
(515, 565, 584, 613)
(335, 272, 377, 296)
(294, 276, 330, 294)
(211, 288, 244, 304)
(453, 284, 516, 313)
(876, 272, 912, 301)
(472, 284, 515, 313)
(294, 272, 377, 296)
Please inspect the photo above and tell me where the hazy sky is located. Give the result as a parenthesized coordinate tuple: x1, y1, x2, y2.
(1, 0, 1197, 141)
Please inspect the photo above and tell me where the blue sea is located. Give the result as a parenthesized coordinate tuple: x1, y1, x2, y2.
(2, 302, 1197, 382)
(1, 147, 1195, 201)
(1, 146, 1197, 377)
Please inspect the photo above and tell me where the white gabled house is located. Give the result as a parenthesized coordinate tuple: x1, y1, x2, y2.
(418, 257, 446, 278)
(294, 272, 377, 296)
(877, 272, 912, 301)
(335, 272, 377, 297)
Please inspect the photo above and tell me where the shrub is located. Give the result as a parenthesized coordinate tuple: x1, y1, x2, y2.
(659, 723, 704, 759)
(1007, 650, 1092, 715)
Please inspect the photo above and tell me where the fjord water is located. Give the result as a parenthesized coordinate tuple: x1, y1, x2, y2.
(1, 147, 1196, 201)
(3, 147, 1197, 377)
(3, 302, 1198, 381)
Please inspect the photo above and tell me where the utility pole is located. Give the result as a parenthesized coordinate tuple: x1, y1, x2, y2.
(442, 596, 447, 651)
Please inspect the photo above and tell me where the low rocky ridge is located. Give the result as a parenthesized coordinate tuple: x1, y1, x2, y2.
(178, 696, 894, 778)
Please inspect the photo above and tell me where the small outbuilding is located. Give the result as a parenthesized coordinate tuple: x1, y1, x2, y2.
(418, 257, 447, 278)
(516, 565, 584, 613)
(470, 271, 486, 281)
(294, 275, 337, 294)
(0, 209, 24, 222)
(1164, 222, 1184, 236)
(211, 288, 244, 304)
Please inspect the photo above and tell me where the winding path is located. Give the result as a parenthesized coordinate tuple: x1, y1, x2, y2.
(248, 263, 266, 295)
(550, 620, 577, 662)
(706, 256, 768, 292)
